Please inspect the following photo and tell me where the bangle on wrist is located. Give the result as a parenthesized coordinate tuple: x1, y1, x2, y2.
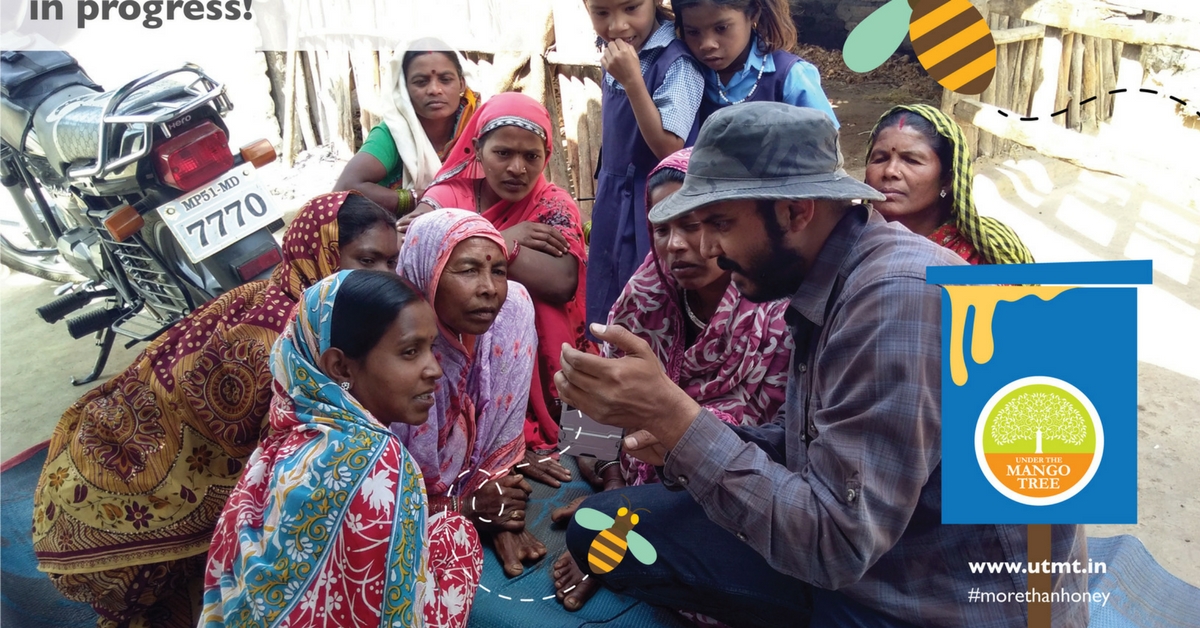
(593, 459, 620, 476)
(507, 240, 521, 264)
(396, 188, 416, 216)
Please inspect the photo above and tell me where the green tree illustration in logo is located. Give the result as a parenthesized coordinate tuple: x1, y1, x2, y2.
(983, 384, 1096, 455)
(991, 391, 1088, 454)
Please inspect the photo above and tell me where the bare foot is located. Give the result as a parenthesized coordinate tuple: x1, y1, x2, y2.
(551, 496, 588, 525)
(577, 458, 604, 490)
(553, 551, 601, 611)
(493, 529, 547, 577)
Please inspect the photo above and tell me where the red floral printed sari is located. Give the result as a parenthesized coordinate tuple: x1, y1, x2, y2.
(32, 192, 356, 627)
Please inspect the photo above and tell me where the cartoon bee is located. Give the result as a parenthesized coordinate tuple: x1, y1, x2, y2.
(574, 499, 657, 574)
(843, 0, 997, 95)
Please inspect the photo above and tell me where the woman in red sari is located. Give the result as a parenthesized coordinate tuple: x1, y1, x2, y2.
(402, 92, 594, 487)
(865, 104, 1034, 265)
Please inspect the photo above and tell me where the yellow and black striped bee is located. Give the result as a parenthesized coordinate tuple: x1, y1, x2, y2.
(844, 0, 997, 95)
(575, 500, 657, 574)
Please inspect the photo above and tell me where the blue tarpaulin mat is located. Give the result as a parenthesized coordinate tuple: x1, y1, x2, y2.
(1085, 535, 1200, 627)
(1, 442, 96, 628)
(466, 454, 691, 627)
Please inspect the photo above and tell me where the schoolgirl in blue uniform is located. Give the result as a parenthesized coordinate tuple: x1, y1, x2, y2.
(674, 0, 839, 127)
(584, 0, 705, 331)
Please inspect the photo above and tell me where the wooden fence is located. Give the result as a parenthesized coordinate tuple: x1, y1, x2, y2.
(943, 0, 1200, 201)
(261, 0, 606, 219)
(260, 0, 1200, 216)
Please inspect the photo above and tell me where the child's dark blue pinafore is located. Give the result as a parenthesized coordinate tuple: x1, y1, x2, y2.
(586, 39, 700, 330)
(697, 49, 801, 126)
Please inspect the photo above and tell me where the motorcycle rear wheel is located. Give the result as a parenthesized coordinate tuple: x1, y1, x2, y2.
(0, 242, 82, 283)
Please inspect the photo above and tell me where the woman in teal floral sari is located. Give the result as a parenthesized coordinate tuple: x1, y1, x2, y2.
(202, 270, 482, 628)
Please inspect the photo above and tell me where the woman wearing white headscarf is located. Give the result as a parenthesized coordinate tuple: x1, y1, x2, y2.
(334, 37, 480, 214)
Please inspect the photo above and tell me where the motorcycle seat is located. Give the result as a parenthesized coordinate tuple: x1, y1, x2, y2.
(34, 79, 198, 177)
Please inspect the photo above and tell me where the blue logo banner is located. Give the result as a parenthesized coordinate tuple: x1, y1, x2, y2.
(929, 261, 1150, 524)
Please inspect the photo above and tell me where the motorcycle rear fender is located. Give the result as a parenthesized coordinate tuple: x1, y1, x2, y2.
(184, 226, 282, 296)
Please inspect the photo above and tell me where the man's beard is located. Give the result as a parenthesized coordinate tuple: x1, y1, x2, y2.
(716, 239, 805, 303)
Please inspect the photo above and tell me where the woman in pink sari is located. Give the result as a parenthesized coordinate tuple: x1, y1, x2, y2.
(396, 209, 548, 577)
(402, 92, 594, 488)
(550, 148, 794, 613)
(605, 147, 792, 486)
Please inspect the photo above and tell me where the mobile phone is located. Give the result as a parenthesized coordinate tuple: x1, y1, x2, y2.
(558, 405, 624, 462)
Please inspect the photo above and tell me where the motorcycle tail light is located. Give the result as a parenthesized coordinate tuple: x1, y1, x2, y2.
(235, 246, 282, 282)
(154, 121, 233, 191)
(104, 205, 144, 242)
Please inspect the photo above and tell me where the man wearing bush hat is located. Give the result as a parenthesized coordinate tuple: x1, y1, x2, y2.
(555, 103, 1088, 627)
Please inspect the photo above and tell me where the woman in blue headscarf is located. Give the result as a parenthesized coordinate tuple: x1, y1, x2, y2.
(202, 270, 482, 628)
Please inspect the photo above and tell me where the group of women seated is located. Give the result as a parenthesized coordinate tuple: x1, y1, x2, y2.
(32, 38, 1034, 628)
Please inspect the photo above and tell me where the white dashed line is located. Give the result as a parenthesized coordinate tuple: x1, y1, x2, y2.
(498, 595, 512, 601)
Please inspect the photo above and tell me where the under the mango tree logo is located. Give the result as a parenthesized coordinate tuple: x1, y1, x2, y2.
(930, 261, 1147, 525)
(977, 376, 1102, 506)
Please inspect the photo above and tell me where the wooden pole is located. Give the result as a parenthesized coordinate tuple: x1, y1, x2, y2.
(1028, 524, 1052, 628)
(295, 52, 319, 154)
(1068, 33, 1084, 131)
(349, 50, 381, 148)
(331, 51, 352, 159)
(1081, 36, 1099, 134)
(995, 15, 1011, 154)
(1110, 43, 1144, 131)
(1032, 27, 1064, 124)
(1016, 38, 1040, 117)
(1056, 32, 1075, 127)
(1099, 39, 1114, 121)
(282, 50, 299, 168)
(1008, 35, 1025, 112)
(978, 12, 1002, 157)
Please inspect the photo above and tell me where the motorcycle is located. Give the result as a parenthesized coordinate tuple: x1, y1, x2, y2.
(1, 50, 285, 385)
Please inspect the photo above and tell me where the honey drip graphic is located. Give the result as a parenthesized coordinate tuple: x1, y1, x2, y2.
(945, 286, 1075, 386)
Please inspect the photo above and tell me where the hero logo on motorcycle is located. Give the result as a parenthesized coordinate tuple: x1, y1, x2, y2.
(159, 165, 282, 264)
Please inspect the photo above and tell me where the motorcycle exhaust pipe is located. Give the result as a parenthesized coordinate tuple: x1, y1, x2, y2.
(36, 288, 116, 324)
(65, 305, 125, 340)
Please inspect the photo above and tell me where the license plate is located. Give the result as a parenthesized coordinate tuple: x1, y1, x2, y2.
(156, 165, 282, 264)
